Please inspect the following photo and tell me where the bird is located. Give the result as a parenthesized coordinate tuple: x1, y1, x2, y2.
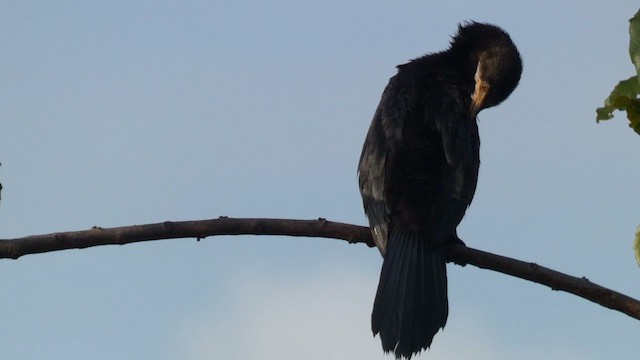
(358, 22, 522, 359)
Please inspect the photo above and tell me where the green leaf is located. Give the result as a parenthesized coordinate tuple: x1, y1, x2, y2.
(595, 76, 640, 135)
(629, 10, 640, 77)
(595, 9, 640, 135)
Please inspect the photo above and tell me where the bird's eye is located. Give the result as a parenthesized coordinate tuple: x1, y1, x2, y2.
(481, 82, 490, 91)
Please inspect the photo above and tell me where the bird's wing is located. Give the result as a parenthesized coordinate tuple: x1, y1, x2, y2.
(358, 76, 407, 255)
(431, 88, 470, 169)
(431, 87, 480, 206)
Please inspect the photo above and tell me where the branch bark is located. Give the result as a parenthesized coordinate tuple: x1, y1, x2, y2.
(1, 217, 639, 321)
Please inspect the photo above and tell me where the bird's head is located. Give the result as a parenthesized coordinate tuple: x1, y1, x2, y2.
(452, 22, 523, 118)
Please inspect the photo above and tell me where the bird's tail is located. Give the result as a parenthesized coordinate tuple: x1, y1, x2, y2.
(371, 229, 448, 359)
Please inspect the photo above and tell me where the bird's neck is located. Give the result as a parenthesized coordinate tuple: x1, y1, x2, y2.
(446, 47, 479, 84)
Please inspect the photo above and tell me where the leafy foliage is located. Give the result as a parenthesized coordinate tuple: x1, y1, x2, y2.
(596, 10, 640, 135)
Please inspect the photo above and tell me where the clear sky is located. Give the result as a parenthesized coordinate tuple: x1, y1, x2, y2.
(1, 1, 639, 359)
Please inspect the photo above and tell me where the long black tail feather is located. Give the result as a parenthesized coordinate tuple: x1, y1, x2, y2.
(371, 229, 448, 359)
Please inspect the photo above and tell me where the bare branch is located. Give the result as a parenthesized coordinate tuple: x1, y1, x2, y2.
(1, 217, 639, 321)
(445, 245, 640, 321)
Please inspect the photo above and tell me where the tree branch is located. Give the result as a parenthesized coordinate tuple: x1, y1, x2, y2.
(1, 217, 639, 321)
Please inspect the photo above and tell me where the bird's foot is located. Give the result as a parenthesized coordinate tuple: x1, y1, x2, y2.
(447, 235, 467, 266)
(448, 235, 466, 247)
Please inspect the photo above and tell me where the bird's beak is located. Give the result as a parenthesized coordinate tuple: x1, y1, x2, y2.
(470, 78, 487, 118)
(470, 62, 487, 118)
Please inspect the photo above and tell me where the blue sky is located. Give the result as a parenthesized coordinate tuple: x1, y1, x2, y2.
(1, 1, 639, 359)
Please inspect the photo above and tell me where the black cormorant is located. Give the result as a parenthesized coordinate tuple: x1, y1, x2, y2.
(358, 22, 522, 359)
